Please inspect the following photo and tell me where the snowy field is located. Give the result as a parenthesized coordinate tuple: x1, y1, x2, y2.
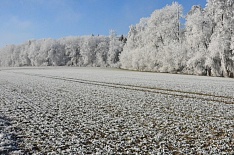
(0, 67, 233, 154)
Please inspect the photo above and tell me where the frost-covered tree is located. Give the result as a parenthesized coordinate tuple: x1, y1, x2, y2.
(19, 43, 31, 66)
(95, 41, 109, 67)
(80, 37, 94, 66)
(107, 30, 124, 67)
(119, 18, 148, 70)
(120, 2, 184, 72)
(0, 45, 16, 66)
(47, 40, 65, 66)
(205, 0, 234, 77)
(184, 5, 213, 75)
(63, 40, 80, 66)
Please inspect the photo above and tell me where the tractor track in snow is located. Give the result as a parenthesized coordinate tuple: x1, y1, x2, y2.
(6, 70, 234, 105)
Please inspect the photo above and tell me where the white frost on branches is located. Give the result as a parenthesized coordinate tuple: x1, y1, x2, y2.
(120, 1, 234, 77)
(0, 35, 123, 68)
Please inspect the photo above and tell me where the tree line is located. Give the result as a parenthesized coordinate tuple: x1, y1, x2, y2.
(0, 31, 125, 68)
(0, 0, 233, 77)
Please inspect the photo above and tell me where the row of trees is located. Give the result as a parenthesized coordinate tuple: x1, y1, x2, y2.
(120, 0, 234, 77)
(0, 0, 233, 77)
(0, 31, 124, 67)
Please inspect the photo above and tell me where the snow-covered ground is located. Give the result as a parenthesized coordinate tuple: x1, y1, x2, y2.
(0, 67, 233, 154)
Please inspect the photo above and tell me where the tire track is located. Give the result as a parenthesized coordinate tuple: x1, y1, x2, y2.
(6, 71, 234, 104)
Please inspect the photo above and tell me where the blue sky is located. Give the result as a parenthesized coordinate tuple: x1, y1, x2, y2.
(0, 0, 206, 47)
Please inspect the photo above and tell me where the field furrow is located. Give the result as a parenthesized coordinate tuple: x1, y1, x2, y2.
(7, 71, 234, 105)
